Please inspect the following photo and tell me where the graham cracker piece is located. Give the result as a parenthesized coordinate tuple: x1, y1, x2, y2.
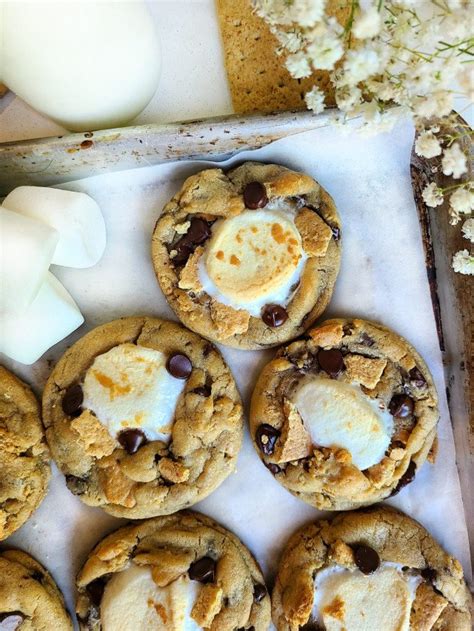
(215, 0, 349, 114)
(344, 355, 387, 389)
(134, 549, 195, 587)
(71, 410, 116, 459)
(410, 583, 447, 631)
(191, 584, 223, 627)
(295, 207, 333, 257)
(273, 398, 312, 463)
(0, 84, 9, 98)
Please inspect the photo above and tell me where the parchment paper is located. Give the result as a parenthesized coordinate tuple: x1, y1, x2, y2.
(3, 118, 471, 627)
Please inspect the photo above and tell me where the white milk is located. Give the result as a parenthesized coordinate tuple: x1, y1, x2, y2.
(0, 1, 161, 131)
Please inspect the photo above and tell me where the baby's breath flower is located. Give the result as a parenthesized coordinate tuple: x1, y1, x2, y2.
(305, 86, 326, 113)
(450, 187, 474, 214)
(423, 182, 444, 207)
(461, 218, 474, 243)
(442, 143, 468, 179)
(285, 51, 312, 78)
(353, 7, 382, 39)
(415, 131, 442, 159)
(274, 30, 303, 53)
(342, 48, 382, 85)
(335, 85, 362, 112)
(307, 33, 343, 70)
(452, 249, 474, 275)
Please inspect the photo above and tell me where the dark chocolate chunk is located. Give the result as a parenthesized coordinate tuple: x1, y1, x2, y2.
(390, 460, 417, 496)
(172, 240, 194, 265)
(353, 544, 380, 574)
(360, 332, 375, 347)
(186, 217, 211, 244)
(421, 567, 437, 583)
(253, 583, 267, 602)
(192, 385, 211, 397)
(62, 384, 83, 417)
(172, 217, 211, 265)
(243, 181, 268, 209)
(188, 556, 216, 584)
(389, 394, 414, 418)
(118, 429, 147, 454)
(317, 348, 344, 377)
(262, 304, 288, 328)
(166, 353, 192, 379)
(86, 578, 106, 606)
(265, 462, 282, 475)
(255, 424, 280, 456)
(409, 367, 426, 388)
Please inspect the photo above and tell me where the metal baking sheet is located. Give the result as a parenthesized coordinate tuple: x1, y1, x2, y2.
(1, 116, 472, 629)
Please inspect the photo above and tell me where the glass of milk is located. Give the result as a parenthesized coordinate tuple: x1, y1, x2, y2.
(0, 1, 161, 131)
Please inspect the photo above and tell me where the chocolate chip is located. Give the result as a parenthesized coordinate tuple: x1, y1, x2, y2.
(390, 460, 417, 496)
(118, 429, 147, 454)
(360, 332, 375, 347)
(188, 556, 216, 584)
(409, 367, 426, 388)
(265, 462, 281, 475)
(317, 348, 344, 377)
(299, 623, 323, 631)
(172, 217, 211, 265)
(192, 385, 211, 397)
(30, 570, 44, 582)
(86, 578, 106, 606)
(173, 240, 194, 265)
(166, 353, 192, 379)
(262, 304, 288, 327)
(256, 424, 280, 456)
(421, 567, 437, 583)
(353, 544, 380, 574)
(343, 323, 354, 336)
(187, 217, 212, 244)
(62, 384, 83, 417)
(389, 394, 414, 418)
(0, 614, 24, 631)
(243, 181, 268, 209)
(65, 474, 88, 495)
(253, 583, 267, 602)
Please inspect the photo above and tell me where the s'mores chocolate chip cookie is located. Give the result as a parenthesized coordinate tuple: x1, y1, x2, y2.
(76, 511, 271, 631)
(152, 162, 341, 349)
(250, 318, 439, 510)
(0, 366, 50, 540)
(0, 549, 73, 630)
(272, 506, 472, 631)
(42, 317, 243, 518)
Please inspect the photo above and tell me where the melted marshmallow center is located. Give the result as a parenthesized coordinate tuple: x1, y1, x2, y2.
(199, 209, 306, 316)
(101, 565, 201, 631)
(82, 343, 185, 442)
(292, 377, 394, 470)
(312, 564, 422, 631)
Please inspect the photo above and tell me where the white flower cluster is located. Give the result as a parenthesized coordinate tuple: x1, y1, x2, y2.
(253, 0, 473, 273)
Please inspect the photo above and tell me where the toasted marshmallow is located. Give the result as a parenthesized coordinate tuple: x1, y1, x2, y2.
(312, 564, 422, 631)
(199, 209, 306, 316)
(82, 343, 185, 442)
(101, 564, 201, 631)
(292, 378, 393, 470)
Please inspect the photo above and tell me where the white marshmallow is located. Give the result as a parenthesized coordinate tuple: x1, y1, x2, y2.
(312, 564, 422, 631)
(0, 272, 84, 365)
(101, 564, 201, 631)
(0, 205, 59, 314)
(292, 378, 393, 470)
(3, 186, 106, 268)
(199, 209, 306, 317)
(82, 344, 185, 442)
